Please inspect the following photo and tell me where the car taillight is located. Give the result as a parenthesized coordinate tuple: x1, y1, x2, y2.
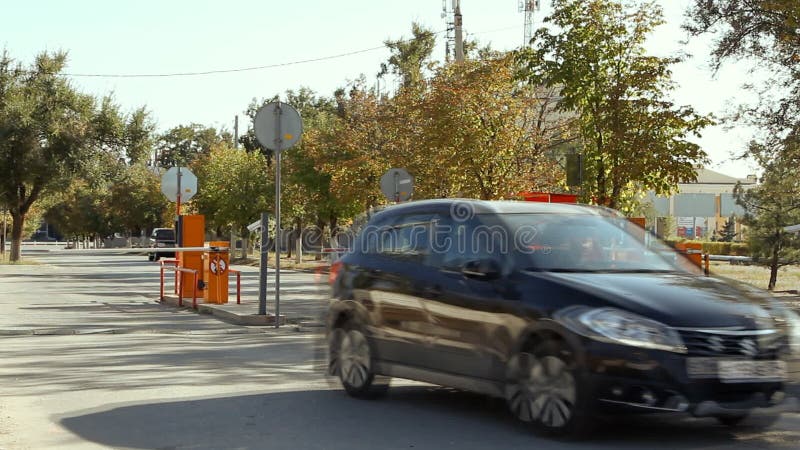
(329, 261, 343, 285)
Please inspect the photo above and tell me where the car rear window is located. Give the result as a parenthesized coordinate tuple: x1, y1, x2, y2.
(154, 229, 174, 240)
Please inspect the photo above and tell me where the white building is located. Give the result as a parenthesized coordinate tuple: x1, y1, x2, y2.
(647, 168, 757, 239)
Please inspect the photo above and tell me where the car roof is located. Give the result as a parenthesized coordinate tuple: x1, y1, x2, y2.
(371, 199, 611, 220)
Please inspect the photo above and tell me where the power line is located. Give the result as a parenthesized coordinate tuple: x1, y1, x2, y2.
(62, 45, 387, 78)
(49, 25, 519, 80)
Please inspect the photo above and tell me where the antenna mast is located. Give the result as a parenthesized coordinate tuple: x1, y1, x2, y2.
(442, 0, 455, 61)
(519, 0, 540, 46)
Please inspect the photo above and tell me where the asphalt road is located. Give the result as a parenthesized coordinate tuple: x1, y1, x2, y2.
(1, 247, 799, 449)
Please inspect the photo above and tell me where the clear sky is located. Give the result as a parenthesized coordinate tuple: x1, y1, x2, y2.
(2, 0, 761, 178)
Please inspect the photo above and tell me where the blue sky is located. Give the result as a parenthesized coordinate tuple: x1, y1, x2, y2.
(2, 0, 761, 177)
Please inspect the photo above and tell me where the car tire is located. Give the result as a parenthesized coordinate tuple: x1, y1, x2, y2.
(148, 253, 155, 261)
(153, 253, 160, 261)
(715, 412, 781, 429)
(505, 339, 593, 437)
(328, 325, 389, 398)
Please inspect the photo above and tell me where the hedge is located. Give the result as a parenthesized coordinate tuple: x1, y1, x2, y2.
(661, 239, 750, 256)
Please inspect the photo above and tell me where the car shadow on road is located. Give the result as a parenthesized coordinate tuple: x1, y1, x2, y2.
(59, 386, 800, 450)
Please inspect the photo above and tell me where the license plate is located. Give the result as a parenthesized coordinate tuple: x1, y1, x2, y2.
(717, 360, 787, 383)
(687, 358, 788, 382)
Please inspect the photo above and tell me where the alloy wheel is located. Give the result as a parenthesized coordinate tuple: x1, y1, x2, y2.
(506, 352, 577, 428)
(338, 329, 372, 390)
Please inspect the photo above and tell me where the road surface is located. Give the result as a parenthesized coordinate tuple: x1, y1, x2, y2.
(1, 247, 798, 449)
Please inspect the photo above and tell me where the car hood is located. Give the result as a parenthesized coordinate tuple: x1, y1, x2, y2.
(533, 271, 777, 329)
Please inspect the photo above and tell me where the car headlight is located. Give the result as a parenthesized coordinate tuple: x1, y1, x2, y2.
(156, 242, 166, 248)
(555, 307, 687, 354)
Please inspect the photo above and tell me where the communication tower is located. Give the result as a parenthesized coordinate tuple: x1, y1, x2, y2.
(519, 0, 540, 46)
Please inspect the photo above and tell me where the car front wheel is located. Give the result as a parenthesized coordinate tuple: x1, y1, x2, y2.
(328, 326, 389, 398)
(505, 340, 593, 436)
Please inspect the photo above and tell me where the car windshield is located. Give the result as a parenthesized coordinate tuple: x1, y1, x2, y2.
(154, 229, 174, 240)
(500, 213, 699, 274)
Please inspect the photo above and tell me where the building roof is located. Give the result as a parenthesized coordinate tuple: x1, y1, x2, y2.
(683, 168, 756, 185)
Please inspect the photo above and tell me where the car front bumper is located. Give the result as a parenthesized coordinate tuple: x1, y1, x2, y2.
(582, 340, 800, 417)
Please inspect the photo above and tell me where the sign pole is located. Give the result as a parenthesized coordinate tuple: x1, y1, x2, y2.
(258, 212, 269, 316)
(176, 165, 183, 216)
(253, 100, 302, 325)
(274, 103, 282, 328)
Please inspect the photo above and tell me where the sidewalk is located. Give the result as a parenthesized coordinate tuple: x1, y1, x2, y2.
(158, 265, 330, 331)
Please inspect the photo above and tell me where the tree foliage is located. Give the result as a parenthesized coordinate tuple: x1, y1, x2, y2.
(735, 138, 800, 290)
(0, 51, 96, 260)
(380, 23, 437, 89)
(516, 0, 713, 210)
(685, 0, 800, 289)
(193, 145, 271, 238)
(156, 124, 231, 167)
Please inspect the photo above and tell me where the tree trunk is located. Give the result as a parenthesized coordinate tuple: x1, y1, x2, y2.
(768, 243, 780, 291)
(10, 212, 24, 262)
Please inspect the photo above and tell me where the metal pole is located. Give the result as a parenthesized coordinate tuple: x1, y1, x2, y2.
(274, 103, 282, 328)
(454, 0, 464, 62)
(258, 212, 269, 315)
(394, 171, 400, 203)
(176, 165, 183, 217)
(234, 115, 239, 149)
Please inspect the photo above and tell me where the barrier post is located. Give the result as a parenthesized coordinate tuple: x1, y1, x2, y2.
(228, 269, 242, 305)
(160, 264, 165, 301)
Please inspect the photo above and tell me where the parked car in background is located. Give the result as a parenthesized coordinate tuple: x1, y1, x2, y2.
(147, 228, 175, 261)
(326, 199, 799, 437)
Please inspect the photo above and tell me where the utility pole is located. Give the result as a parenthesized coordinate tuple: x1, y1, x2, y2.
(234, 115, 239, 149)
(442, 0, 454, 61)
(454, 0, 464, 62)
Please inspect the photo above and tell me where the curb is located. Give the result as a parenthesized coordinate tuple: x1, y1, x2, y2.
(197, 304, 286, 326)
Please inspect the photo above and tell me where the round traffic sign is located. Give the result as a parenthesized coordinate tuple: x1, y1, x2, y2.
(253, 102, 303, 152)
(380, 168, 414, 202)
(161, 166, 198, 202)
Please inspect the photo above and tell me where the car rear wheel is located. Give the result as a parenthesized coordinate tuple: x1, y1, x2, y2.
(148, 253, 155, 261)
(505, 340, 593, 436)
(328, 326, 389, 398)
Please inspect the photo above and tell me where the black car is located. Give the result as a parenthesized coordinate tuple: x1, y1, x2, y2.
(326, 199, 799, 436)
(147, 228, 175, 261)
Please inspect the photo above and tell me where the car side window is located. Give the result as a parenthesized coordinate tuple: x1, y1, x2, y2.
(430, 214, 507, 272)
(361, 213, 433, 263)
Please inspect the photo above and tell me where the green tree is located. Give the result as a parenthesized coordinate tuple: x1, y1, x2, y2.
(0, 51, 96, 261)
(193, 145, 271, 257)
(107, 163, 170, 236)
(379, 23, 437, 89)
(516, 0, 713, 210)
(414, 54, 557, 199)
(156, 124, 231, 167)
(320, 81, 391, 212)
(735, 140, 800, 290)
(685, 0, 800, 72)
(719, 215, 737, 242)
(685, 1, 800, 289)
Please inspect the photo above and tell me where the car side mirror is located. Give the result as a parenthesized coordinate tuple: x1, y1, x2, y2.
(461, 259, 502, 280)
